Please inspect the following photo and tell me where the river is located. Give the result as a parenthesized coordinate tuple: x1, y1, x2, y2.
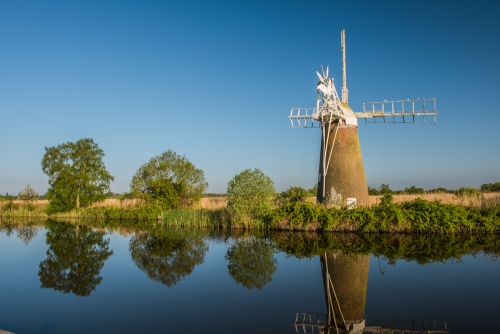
(0, 220, 498, 333)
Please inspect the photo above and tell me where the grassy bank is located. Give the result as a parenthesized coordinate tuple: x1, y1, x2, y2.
(268, 199, 500, 233)
(2, 194, 499, 233)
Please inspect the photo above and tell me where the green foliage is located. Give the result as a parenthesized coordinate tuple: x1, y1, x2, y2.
(130, 150, 208, 209)
(267, 198, 500, 233)
(427, 187, 451, 194)
(379, 184, 394, 206)
(403, 185, 425, 195)
(276, 186, 309, 205)
(455, 186, 482, 198)
(18, 184, 38, 211)
(162, 208, 231, 228)
(269, 202, 323, 230)
(481, 182, 500, 192)
(226, 168, 276, 227)
(41, 138, 114, 214)
(307, 184, 318, 197)
(368, 186, 380, 195)
(225, 237, 277, 290)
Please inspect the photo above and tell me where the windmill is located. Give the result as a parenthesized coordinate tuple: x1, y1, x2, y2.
(289, 29, 437, 208)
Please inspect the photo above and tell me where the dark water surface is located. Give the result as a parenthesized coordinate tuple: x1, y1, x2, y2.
(0, 220, 499, 334)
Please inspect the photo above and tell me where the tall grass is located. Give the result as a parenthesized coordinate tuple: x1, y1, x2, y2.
(2, 193, 500, 233)
(161, 209, 231, 228)
(268, 198, 500, 233)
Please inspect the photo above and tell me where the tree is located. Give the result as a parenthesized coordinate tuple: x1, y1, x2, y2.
(276, 186, 309, 205)
(130, 150, 208, 209)
(480, 182, 500, 192)
(379, 183, 393, 206)
(18, 184, 38, 211)
(41, 138, 114, 213)
(404, 186, 425, 195)
(226, 169, 275, 225)
(225, 237, 277, 290)
(368, 186, 380, 195)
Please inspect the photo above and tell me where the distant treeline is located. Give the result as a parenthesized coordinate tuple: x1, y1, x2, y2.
(2, 182, 500, 200)
(368, 183, 500, 195)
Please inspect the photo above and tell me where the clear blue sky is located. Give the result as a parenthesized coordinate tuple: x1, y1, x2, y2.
(1, 0, 499, 195)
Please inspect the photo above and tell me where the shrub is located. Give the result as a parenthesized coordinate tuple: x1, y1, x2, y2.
(227, 169, 275, 227)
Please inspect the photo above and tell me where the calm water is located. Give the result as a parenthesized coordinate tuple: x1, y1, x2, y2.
(0, 220, 499, 334)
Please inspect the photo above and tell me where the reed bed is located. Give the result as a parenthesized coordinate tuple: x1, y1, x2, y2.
(162, 209, 231, 228)
(2, 193, 499, 233)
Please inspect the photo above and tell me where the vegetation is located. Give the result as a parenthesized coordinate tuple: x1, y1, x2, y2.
(226, 169, 276, 228)
(18, 184, 38, 211)
(275, 186, 310, 205)
(268, 198, 500, 233)
(41, 138, 114, 214)
(481, 182, 500, 192)
(130, 150, 208, 209)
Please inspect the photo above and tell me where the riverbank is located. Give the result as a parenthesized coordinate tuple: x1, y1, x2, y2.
(1, 193, 499, 233)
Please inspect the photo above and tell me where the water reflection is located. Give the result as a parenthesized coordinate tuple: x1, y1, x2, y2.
(38, 221, 113, 296)
(321, 253, 370, 333)
(129, 229, 208, 287)
(225, 237, 277, 290)
(1, 220, 499, 333)
(16, 225, 40, 245)
(295, 251, 449, 334)
(0, 220, 40, 244)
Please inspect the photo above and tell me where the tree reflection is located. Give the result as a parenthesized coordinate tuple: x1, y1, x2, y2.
(225, 237, 277, 290)
(130, 230, 208, 287)
(17, 225, 40, 245)
(38, 221, 113, 297)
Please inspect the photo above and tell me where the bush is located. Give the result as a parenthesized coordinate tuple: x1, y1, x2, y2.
(276, 186, 309, 205)
(130, 150, 208, 209)
(227, 169, 275, 228)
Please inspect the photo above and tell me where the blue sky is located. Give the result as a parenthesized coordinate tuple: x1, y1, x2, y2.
(1, 0, 499, 195)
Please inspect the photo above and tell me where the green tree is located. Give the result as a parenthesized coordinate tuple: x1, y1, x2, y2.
(41, 138, 114, 214)
(480, 182, 500, 192)
(18, 184, 38, 211)
(276, 186, 309, 205)
(225, 237, 277, 290)
(368, 186, 380, 195)
(226, 168, 275, 225)
(130, 150, 208, 209)
(404, 185, 425, 195)
(379, 183, 393, 206)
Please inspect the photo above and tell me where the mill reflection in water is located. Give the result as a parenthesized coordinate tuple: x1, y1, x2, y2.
(295, 252, 449, 334)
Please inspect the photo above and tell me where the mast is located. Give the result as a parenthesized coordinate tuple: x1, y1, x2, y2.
(341, 29, 348, 104)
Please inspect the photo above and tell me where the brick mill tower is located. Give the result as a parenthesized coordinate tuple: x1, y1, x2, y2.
(289, 29, 437, 208)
